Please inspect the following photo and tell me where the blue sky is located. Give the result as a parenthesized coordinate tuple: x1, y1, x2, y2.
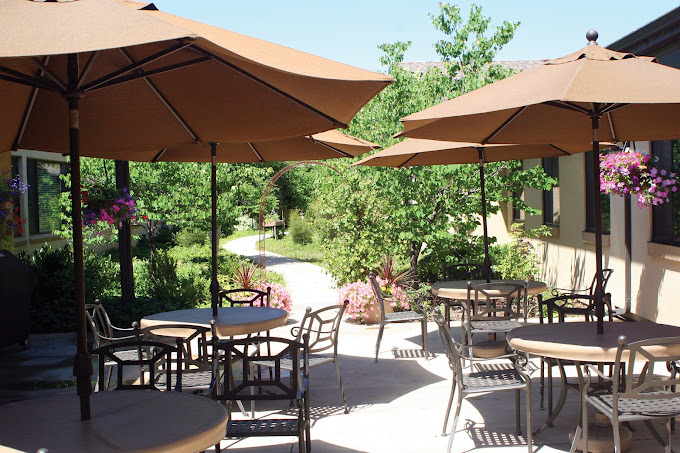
(151, 1, 679, 72)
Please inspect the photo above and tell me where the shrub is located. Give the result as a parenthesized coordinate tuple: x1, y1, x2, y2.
(174, 229, 208, 247)
(492, 224, 551, 281)
(288, 210, 314, 245)
(254, 281, 293, 312)
(18, 245, 119, 333)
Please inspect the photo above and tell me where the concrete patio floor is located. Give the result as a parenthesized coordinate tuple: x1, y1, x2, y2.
(2, 317, 678, 453)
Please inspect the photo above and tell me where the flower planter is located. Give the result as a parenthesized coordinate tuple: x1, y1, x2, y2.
(363, 297, 394, 324)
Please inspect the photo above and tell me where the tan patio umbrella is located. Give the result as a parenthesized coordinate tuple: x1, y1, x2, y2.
(353, 139, 604, 282)
(0, 0, 391, 419)
(397, 30, 680, 334)
(85, 130, 379, 315)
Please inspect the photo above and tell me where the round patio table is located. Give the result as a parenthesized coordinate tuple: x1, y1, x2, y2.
(140, 306, 289, 338)
(0, 390, 227, 453)
(431, 279, 547, 299)
(507, 321, 680, 448)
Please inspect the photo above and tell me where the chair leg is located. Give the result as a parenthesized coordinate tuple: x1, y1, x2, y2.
(333, 359, 349, 414)
(582, 399, 590, 453)
(515, 389, 521, 435)
(612, 415, 621, 453)
(421, 317, 429, 359)
(666, 417, 672, 453)
(539, 358, 545, 410)
(525, 383, 533, 453)
(446, 391, 464, 453)
(374, 324, 385, 363)
(442, 378, 456, 436)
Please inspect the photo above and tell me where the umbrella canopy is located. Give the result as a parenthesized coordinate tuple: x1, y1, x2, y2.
(0, 0, 391, 420)
(87, 130, 380, 163)
(85, 131, 379, 314)
(354, 139, 601, 281)
(397, 30, 680, 334)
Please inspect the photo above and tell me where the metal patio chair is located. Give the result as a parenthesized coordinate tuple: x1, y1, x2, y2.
(211, 334, 311, 453)
(570, 335, 680, 453)
(434, 313, 533, 453)
(91, 338, 183, 392)
(368, 272, 429, 363)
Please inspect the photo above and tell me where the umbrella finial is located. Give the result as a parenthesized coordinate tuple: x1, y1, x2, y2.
(586, 30, 598, 45)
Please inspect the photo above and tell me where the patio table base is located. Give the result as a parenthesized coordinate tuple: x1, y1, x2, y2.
(568, 412, 633, 453)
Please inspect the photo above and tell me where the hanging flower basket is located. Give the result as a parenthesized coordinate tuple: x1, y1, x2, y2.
(0, 173, 28, 249)
(600, 149, 678, 208)
(83, 186, 137, 228)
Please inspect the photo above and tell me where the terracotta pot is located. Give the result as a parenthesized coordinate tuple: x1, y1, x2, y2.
(363, 297, 394, 324)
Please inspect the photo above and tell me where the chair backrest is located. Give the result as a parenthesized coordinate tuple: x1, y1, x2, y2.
(218, 287, 271, 308)
(91, 338, 182, 391)
(138, 323, 211, 372)
(212, 335, 309, 404)
(293, 301, 347, 355)
(611, 335, 680, 404)
(441, 263, 484, 282)
(466, 281, 528, 322)
(85, 301, 115, 347)
(541, 293, 613, 324)
(433, 314, 465, 388)
(586, 268, 614, 296)
(368, 272, 387, 323)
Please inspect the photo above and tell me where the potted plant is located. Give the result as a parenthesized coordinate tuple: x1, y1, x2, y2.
(0, 172, 27, 251)
(82, 186, 137, 228)
(600, 147, 678, 208)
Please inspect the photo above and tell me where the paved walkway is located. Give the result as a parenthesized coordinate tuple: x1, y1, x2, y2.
(1, 238, 678, 452)
(224, 234, 338, 318)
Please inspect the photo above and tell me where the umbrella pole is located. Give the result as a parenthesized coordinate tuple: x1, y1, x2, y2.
(67, 54, 93, 420)
(477, 148, 492, 282)
(590, 115, 605, 334)
(210, 143, 219, 317)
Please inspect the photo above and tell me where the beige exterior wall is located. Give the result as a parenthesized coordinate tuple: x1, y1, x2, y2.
(488, 142, 680, 326)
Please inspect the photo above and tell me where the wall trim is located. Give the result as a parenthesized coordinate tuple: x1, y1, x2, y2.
(648, 241, 680, 262)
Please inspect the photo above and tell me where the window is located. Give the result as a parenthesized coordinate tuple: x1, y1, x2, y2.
(542, 157, 560, 226)
(584, 150, 611, 234)
(651, 139, 680, 245)
(25, 159, 69, 235)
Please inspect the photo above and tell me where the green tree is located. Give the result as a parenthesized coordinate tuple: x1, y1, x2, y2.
(320, 3, 554, 282)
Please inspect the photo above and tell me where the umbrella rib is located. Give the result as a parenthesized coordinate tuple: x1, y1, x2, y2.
(189, 45, 348, 129)
(152, 149, 167, 163)
(76, 51, 99, 90)
(119, 48, 199, 141)
(600, 103, 629, 115)
(311, 138, 353, 158)
(544, 100, 591, 115)
(0, 66, 62, 93)
(80, 40, 196, 92)
(482, 106, 527, 143)
(548, 144, 575, 156)
(398, 154, 419, 168)
(12, 56, 51, 151)
(248, 143, 265, 162)
(30, 57, 67, 91)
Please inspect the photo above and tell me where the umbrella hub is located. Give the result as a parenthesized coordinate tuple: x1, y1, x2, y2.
(64, 90, 85, 101)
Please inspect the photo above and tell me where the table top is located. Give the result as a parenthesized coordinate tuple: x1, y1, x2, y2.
(507, 321, 680, 362)
(0, 391, 227, 453)
(431, 279, 547, 299)
(140, 306, 289, 337)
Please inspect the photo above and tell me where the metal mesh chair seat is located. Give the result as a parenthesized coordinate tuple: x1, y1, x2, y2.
(227, 419, 301, 437)
(587, 392, 680, 418)
(463, 367, 526, 391)
(155, 369, 212, 391)
(469, 319, 522, 333)
(260, 353, 334, 370)
(385, 310, 425, 322)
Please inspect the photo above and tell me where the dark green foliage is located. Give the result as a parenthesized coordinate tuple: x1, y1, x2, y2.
(288, 210, 314, 245)
(174, 230, 208, 247)
(18, 245, 119, 333)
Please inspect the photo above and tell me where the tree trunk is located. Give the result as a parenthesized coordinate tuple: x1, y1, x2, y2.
(409, 241, 422, 282)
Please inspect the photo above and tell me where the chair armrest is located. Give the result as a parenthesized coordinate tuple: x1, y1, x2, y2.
(582, 363, 613, 381)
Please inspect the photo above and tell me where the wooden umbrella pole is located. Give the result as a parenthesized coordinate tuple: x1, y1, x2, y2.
(67, 53, 93, 420)
(590, 114, 605, 335)
(477, 147, 492, 283)
(210, 143, 219, 317)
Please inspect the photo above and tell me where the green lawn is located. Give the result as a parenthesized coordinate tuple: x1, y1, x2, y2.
(257, 234, 326, 266)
